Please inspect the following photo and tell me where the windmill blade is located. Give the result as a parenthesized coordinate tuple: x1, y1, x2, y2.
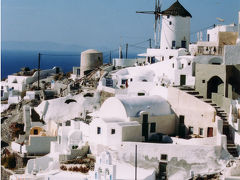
(155, 13, 158, 33)
(136, 11, 155, 14)
(155, 0, 158, 12)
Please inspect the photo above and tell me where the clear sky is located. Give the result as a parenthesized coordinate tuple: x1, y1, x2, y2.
(2, 0, 240, 52)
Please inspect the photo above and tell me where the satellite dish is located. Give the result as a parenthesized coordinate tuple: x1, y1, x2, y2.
(216, 17, 224, 22)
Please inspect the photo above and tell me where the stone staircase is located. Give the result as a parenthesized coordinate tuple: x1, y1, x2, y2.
(177, 86, 239, 157)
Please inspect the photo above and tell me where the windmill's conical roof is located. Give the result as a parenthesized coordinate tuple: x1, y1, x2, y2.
(161, 0, 192, 18)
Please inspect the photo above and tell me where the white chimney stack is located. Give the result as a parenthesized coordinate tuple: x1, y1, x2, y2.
(236, 11, 240, 45)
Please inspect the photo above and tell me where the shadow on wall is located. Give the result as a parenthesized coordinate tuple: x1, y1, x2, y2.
(207, 76, 224, 99)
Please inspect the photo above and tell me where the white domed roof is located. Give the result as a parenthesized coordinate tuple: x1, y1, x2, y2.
(99, 95, 172, 122)
(81, 49, 102, 54)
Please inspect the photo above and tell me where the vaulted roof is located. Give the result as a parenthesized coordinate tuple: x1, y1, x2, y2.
(161, 0, 192, 18)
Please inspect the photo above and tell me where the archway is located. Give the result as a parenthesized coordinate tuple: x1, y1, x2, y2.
(207, 76, 224, 99)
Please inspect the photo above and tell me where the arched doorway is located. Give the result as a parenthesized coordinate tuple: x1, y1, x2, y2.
(207, 76, 224, 98)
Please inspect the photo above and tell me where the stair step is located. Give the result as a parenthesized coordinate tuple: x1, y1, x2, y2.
(195, 95, 204, 98)
(186, 91, 199, 95)
(204, 100, 212, 103)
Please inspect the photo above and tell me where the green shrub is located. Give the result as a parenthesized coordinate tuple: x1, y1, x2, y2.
(4, 155, 16, 169)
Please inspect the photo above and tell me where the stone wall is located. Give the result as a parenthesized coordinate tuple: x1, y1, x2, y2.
(1, 166, 13, 180)
(99, 91, 114, 105)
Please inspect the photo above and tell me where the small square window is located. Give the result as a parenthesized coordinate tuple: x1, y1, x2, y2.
(97, 127, 101, 134)
(199, 128, 203, 136)
(65, 121, 71, 126)
(122, 79, 127, 85)
(33, 129, 38, 135)
(150, 123, 156, 133)
(188, 62, 191, 66)
(111, 129, 115, 134)
(189, 127, 194, 135)
(138, 92, 145, 96)
(202, 80, 205, 83)
(179, 115, 184, 124)
(161, 154, 168, 161)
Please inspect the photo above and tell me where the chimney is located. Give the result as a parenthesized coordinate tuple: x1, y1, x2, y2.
(119, 46, 123, 59)
(237, 11, 240, 45)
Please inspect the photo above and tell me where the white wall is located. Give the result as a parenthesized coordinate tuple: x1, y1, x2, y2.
(207, 24, 238, 42)
(160, 15, 190, 50)
(223, 45, 240, 65)
(113, 58, 145, 68)
(23, 136, 57, 155)
(118, 142, 224, 180)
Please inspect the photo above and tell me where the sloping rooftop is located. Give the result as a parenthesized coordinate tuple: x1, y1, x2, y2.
(161, 0, 192, 18)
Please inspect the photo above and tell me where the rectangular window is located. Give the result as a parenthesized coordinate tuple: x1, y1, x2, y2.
(138, 92, 145, 96)
(150, 123, 156, 133)
(179, 115, 184, 124)
(111, 129, 115, 134)
(65, 121, 71, 126)
(172, 63, 174, 68)
(182, 64, 184, 68)
(33, 129, 38, 135)
(181, 40, 186, 48)
(207, 34, 210, 41)
(172, 41, 176, 49)
(167, 15, 170, 19)
(169, 56, 173, 59)
(199, 128, 203, 136)
(161, 154, 168, 161)
(189, 127, 194, 135)
(77, 69, 80, 75)
(121, 79, 127, 85)
(97, 127, 101, 134)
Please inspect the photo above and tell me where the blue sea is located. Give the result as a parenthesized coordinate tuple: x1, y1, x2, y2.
(1, 50, 138, 79)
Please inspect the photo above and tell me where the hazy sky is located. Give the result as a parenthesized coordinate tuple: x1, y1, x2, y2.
(2, 0, 240, 51)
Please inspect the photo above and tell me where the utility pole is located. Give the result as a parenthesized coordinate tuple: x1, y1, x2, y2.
(135, 144, 137, 180)
(119, 46, 123, 59)
(149, 38, 152, 48)
(38, 53, 41, 90)
(126, 43, 128, 59)
(109, 51, 112, 64)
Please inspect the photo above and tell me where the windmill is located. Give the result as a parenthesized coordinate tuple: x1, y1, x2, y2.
(137, 0, 162, 48)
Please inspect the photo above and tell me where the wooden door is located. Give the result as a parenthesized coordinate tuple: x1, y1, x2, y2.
(180, 75, 186, 86)
(142, 114, 149, 141)
(207, 127, 213, 137)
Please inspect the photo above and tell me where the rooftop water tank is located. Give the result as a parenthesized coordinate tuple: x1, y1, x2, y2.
(80, 49, 103, 77)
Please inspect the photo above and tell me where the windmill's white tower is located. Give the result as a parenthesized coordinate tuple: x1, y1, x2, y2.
(160, 0, 192, 50)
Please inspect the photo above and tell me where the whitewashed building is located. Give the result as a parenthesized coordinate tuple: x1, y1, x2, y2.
(90, 95, 176, 146)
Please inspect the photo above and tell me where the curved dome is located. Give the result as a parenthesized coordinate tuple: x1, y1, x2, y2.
(81, 49, 102, 54)
(99, 95, 172, 122)
(118, 95, 172, 117)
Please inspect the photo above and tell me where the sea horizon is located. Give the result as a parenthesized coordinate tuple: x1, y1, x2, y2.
(1, 49, 139, 79)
